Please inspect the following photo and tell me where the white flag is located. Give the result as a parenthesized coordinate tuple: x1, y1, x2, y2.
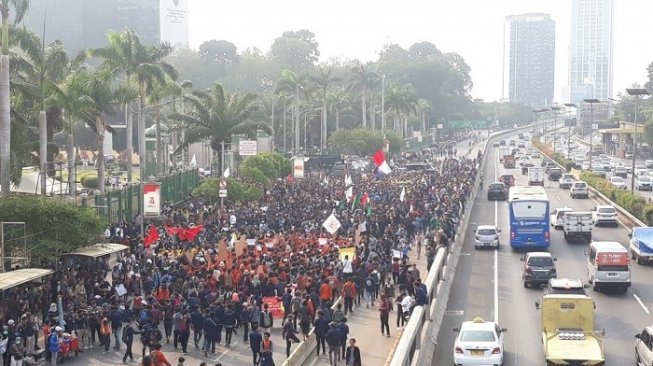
(190, 154, 197, 167)
(400, 187, 406, 202)
(345, 186, 353, 202)
(223, 167, 230, 178)
(344, 174, 353, 186)
(322, 214, 342, 235)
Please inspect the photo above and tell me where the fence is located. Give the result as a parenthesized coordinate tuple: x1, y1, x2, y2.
(84, 168, 200, 223)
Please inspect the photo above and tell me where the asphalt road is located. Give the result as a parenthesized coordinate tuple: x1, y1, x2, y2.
(433, 132, 652, 366)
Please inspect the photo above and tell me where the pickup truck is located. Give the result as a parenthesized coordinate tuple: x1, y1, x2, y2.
(528, 167, 545, 186)
(536, 283, 605, 366)
(563, 211, 593, 243)
(630, 227, 653, 265)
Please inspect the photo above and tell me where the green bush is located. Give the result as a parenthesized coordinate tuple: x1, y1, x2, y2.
(82, 176, 99, 189)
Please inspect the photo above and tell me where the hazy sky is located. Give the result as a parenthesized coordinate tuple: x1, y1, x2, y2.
(188, 0, 653, 103)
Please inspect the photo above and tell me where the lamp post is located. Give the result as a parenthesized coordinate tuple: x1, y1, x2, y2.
(584, 98, 601, 171)
(381, 74, 386, 137)
(564, 103, 577, 160)
(627, 88, 651, 191)
(551, 106, 561, 154)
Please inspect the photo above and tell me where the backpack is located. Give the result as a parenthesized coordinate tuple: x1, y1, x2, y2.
(139, 309, 149, 322)
(365, 279, 373, 287)
(121, 326, 129, 343)
(344, 284, 354, 298)
(262, 311, 272, 328)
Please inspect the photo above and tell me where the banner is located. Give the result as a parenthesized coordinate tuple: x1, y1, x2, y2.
(339, 247, 356, 261)
(263, 297, 285, 319)
(143, 183, 161, 217)
(239, 140, 258, 156)
(293, 158, 305, 179)
(322, 214, 341, 234)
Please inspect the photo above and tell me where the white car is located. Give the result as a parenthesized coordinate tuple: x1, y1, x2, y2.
(558, 174, 575, 189)
(635, 165, 649, 176)
(570, 181, 589, 199)
(453, 317, 506, 366)
(474, 225, 501, 249)
(609, 176, 628, 190)
(636, 175, 653, 191)
(592, 205, 618, 227)
(550, 207, 574, 230)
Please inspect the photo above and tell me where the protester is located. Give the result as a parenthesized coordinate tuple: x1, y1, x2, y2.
(248, 325, 262, 366)
(345, 338, 362, 366)
(259, 332, 274, 366)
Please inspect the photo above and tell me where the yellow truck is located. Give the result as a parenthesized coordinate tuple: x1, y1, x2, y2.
(536, 279, 605, 365)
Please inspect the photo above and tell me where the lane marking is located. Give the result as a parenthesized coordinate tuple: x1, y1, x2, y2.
(556, 194, 561, 201)
(634, 293, 650, 314)
(494, 247, 499, 323)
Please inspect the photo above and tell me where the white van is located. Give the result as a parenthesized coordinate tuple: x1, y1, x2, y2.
(586, 241, 631, 293)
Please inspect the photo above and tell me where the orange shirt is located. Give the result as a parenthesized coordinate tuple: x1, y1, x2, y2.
(319, 282, 332, 301)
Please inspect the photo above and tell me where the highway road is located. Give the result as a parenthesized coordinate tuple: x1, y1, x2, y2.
(434, 131, 652, 365)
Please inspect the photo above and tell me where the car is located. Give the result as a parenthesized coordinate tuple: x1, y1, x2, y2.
(453, 317, 506, 366)
(509, 140, 516, 146)
(498, 174, 515, 187)
(473, 225, 501, 249)
(518, 142, 526, 148)
(581, 161, 590, 170)
(521, 252, 557, 288)
(543, 278, 588, 295)
(570, 181, 589, 199)
(550, 207, 574, 230)
(635, 326, 653, 365)
(613, 166, 628, 179)
(499, 140, 506, 146)
(636, 175, 653, 191)
(635, 165, 649, 176)
(646, 160, 653, 169)
(521, 162, 535, 175)
(558, 174, 575, 189)
(592, 205, 618, 227)
(591, 166, 607, 178)
(609, 176, 628, 190)
(531, 152, 541, 159)
(548, 168, 562, 181)
(487, 182, 507, 201)
(492, 141, 500, 147)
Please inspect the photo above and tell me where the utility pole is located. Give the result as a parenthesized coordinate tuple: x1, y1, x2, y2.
(583, 99, 600, 171)
(551, 106, 561, 154)
(627, 88, 651, 191)
(564, 103, 577, 160)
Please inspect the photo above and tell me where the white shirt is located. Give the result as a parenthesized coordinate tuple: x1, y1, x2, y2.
(401, 296, 414, 312)
(342, 259, 353, 274)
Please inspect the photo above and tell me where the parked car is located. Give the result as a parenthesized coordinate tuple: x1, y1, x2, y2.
(609, 176, 628, 190)
(521, 252, 557, 288)
(487, 182, 507, 201)
(592, 205, 618, 227)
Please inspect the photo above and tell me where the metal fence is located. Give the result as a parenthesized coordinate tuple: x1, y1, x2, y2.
(85, 168, 200, 223)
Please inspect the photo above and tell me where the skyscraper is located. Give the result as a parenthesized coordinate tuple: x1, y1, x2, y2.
(568, 0, 614, 103)
(503, 14, 555, 108)
(21, 0, 188, 55)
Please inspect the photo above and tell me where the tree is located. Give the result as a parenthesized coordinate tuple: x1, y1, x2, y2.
(385, 83, 417, 138)
(310, 67, 338, 149)
(348, 62, 378, 129)
(0, 0, 30, 196)
(169, 83, 270, 172)
(276, 69, 309, 152)
(198, 39, 238, 65)
(268, 30, 319, 74)
(329, 128, 401, 156)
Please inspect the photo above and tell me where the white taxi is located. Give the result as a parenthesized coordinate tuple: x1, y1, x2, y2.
(453, 317, 506, 366)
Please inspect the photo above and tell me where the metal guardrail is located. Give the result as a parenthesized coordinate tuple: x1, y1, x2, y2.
(389, 126, 533, 366)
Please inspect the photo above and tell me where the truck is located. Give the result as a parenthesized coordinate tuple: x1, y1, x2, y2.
(503, 155, 515, 168)
(528, 167, 545, 186)
(498, 147, 510, 163)
(563, 211, 593, 243)
(629, 227, 653, 264)
(536, 280, 605, 366)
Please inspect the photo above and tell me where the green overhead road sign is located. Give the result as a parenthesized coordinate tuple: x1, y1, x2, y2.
(447, 120, 487, 129)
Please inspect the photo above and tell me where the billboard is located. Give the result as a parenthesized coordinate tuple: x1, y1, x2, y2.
(143, 183, 161, 217)
(293, 158, 305, 178)
(239, 140, 258, 156)
(159, 0, 189, 48)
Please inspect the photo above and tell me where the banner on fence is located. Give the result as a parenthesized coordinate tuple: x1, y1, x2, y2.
(143, 183, 161, 217)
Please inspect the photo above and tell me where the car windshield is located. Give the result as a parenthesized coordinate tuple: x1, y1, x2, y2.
(598, 207, 615, 213)
(611, 177, 623, 183)
(640, 176, 651, 182)
(460, 330, 496, 342)
(477, 229, 496, 235)
(489, 184, 504, 190)
(528, 257, 554, 267)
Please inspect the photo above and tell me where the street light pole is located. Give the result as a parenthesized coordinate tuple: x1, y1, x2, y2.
(551, 106, 561, 154)
(564, 103, 577, 160)
(381, 75, 386, 136)
(584, 98, 600, 171)
(627, 88, 651, 191)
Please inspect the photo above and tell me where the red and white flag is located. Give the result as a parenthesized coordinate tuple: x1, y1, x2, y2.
(372, 150, 392, 174)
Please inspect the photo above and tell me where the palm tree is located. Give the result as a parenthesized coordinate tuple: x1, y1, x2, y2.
(386, 83, 418, 138)
(276, 69, 308, 153)
(169, 83, 270, 172)
(310, 67, 339, 149)
(348, 62, 378, 129)
(326, 88, 349, 133)
(0, 0, 30, 195)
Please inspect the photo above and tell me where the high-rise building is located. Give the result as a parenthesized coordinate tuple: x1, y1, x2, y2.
(21, 0, 188, 55)
(568, 0, 614, 104)
(503, 14, 555, 108)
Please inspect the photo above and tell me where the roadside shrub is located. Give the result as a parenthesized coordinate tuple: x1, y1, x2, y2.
(82, 176, 99, 189)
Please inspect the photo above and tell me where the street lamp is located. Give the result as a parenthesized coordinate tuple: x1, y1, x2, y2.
(381, 74, 386, 136)
(551, 106, 562, 154)
(627, 88, 651, 191)
(584, 98, 601, 170)
(564, 103, 577, 160)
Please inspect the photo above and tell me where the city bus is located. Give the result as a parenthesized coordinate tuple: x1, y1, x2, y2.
(508, 186, 550, 249)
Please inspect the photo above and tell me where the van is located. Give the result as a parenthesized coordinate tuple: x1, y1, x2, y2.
(586, 241, 631, 293)
(570, 181, 589, 199)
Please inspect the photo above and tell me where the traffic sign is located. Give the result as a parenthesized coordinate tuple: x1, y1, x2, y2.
(447, 120, 487, 129)
(218, 180, 228, 198)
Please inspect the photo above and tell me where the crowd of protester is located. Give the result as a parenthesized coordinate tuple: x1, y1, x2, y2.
(0, 138, 481, 366)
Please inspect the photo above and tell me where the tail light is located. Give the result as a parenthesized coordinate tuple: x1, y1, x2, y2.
(455, 346, 464, 354)
(525, 266, 533, 274)
(544, 231, 550, 241)
(491, 347, 501, 354)
(510, 231, 515, 240)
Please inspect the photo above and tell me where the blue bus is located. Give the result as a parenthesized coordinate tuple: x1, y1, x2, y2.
(508, 186, 550, 249)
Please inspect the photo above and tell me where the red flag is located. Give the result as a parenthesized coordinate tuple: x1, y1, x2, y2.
(164, 225, 179, 237)
(360, 192, 369, 207)
(182, 225, 204, 241)
(371, 150, 385, 166)
(144, 225, 159, 247)
(286, 174, 294, 183)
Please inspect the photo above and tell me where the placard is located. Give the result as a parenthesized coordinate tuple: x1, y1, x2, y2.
(318, 238, 328, 246)
(293, 158, 305, 179)
(219, 179, 228, 198)
(143, 183, 161, 217)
